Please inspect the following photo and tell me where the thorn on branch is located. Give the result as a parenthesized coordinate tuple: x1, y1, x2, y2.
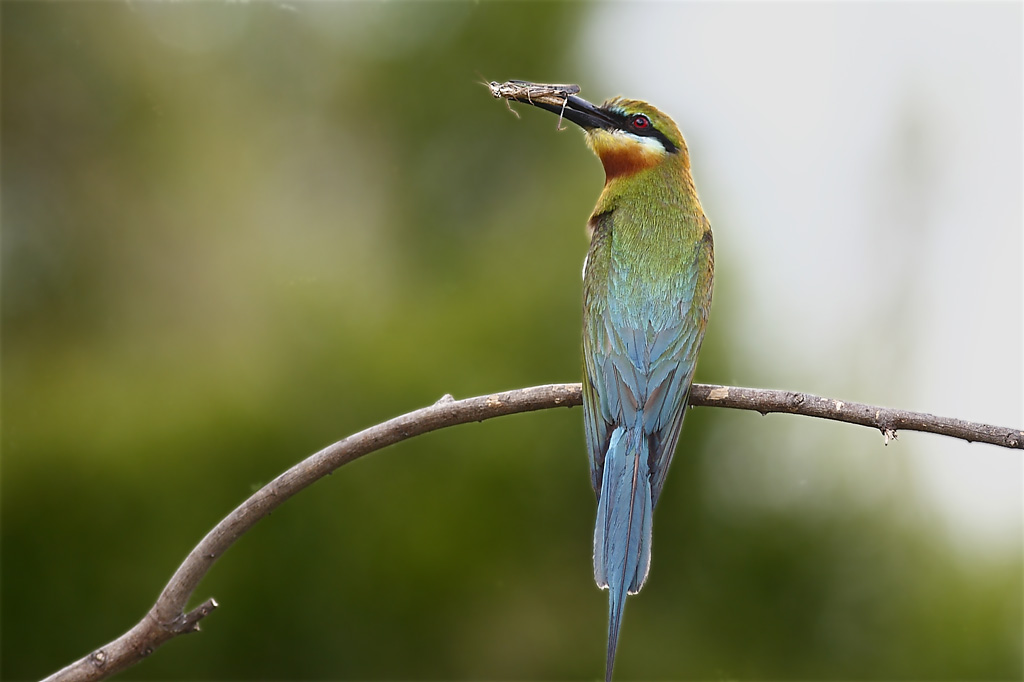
(163, 598, 219, 636)
(88, 650, 108, 669)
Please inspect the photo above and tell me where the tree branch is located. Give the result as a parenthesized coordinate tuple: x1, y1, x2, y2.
(42, 383, 1022, 682)
(690, 384, 1023, 448)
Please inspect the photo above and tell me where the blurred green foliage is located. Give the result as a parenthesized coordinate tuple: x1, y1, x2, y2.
(2, 3, 1019, 681)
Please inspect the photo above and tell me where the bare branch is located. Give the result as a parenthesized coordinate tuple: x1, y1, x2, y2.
(42, 383, 1022, 682)
(689, 384, 1024, 449)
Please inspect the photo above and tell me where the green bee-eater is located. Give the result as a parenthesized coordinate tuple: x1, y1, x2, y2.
(497, 83, 713, 681)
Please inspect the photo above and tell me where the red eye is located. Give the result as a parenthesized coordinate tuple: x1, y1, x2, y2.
(631, 115, 651, 130)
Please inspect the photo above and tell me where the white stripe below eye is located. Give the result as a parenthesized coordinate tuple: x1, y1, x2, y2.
(619, 130, 667, 154)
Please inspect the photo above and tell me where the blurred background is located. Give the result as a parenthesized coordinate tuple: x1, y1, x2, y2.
(3, 2, 1021, 680)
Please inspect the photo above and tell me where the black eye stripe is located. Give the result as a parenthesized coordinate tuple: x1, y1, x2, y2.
(608, 110, 680, 154)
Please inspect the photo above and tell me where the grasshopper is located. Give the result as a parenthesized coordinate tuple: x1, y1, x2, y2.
(487, 79, 581, 130)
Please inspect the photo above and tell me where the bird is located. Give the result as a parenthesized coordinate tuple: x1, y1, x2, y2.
(496, 83, 714, 681)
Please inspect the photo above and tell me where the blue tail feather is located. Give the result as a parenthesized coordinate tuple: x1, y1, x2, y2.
(593, 423, 653, 682)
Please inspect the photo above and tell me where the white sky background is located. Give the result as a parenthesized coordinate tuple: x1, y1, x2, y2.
(579, 2, 1022, 553)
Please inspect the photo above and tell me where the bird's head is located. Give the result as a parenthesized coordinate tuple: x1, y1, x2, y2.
(523, 91, 689, 181)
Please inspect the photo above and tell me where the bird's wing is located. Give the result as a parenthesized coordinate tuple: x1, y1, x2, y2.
(646, 225, 713, 504)
(582, 213, 615, 496)
(583, 215, 713, 504)
(586, 312, 702, 501)
(642, 316, 703, 506)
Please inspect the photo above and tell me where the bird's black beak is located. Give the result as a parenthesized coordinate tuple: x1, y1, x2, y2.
(527, 94, 618, 132)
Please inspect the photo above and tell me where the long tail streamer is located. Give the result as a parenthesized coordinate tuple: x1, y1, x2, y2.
(593, 422, 652, 682)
